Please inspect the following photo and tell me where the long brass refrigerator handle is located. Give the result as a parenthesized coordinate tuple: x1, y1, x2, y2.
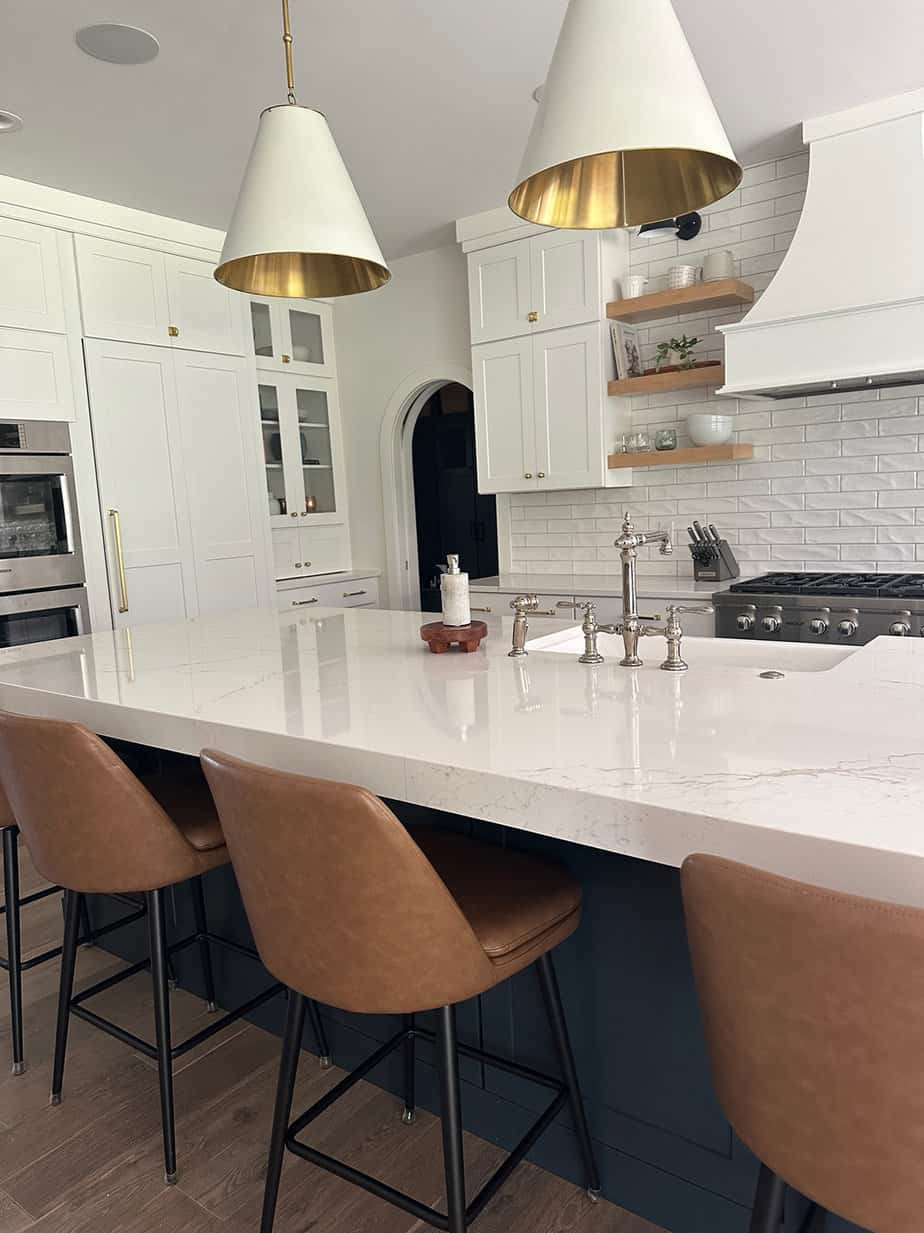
(108, 509, 129, 614)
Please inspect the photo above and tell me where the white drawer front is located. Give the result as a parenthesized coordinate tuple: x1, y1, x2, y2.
(469, 591, 573, 618)
(278, 576, 379, 611)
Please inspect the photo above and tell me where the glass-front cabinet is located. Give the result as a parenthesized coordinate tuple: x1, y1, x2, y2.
(258, 373, 346, 530)
(248, 297, 334, 378)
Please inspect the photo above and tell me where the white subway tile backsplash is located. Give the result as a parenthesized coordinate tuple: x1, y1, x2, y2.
(504, 158, 924, 578)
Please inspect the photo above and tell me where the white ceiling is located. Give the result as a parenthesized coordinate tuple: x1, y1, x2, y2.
(2, 1, 923, 259)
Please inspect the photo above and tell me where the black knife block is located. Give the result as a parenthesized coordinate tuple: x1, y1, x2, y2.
(688, 539, 740, 582)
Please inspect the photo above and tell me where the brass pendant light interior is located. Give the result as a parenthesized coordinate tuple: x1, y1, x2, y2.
(509, 147, 743, 231)
(215, 0, 390, 299)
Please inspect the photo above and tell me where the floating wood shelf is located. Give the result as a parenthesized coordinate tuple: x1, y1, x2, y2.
(608, 444, 754, 470)
(606, 279, 754, 324)
(608, 364, 724, 396)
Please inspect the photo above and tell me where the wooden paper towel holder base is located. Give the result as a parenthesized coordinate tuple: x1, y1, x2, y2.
(420, 620, 488, 654)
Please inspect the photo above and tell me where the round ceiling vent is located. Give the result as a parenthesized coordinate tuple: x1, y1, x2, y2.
(0, 111, 23, 134)
(75, 24, 160, 65)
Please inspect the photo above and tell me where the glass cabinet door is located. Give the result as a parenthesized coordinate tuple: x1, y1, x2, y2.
(295, 385, 337, 519)
(248, 298, 334, 377)
(258, 381, 301, 527)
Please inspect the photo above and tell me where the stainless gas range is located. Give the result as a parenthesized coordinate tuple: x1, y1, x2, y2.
(713, 573, 924, 644)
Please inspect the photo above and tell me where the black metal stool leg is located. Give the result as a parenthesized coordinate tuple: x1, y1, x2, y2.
(536, 952, 601, 1198)
(148, 888, 177, 1184)
(78, 895, 95, 946)
(261, 990, 306, 1233)
(51, 888, 81, 1103)
(750, 1164, 786, 1233)
(304, 996, 331, 1068)
(436, 1004, 467, 1233)
(402, 1013, 416, 1123)
(190, 876, 217, 1012)
(2, 827, 24, 1075)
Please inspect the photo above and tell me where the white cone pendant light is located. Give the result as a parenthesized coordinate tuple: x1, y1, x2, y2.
(216, 1, 389, 298)
(509, 0, 742, 230)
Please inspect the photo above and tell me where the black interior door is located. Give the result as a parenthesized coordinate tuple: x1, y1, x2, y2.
(412, 386, 498, 613)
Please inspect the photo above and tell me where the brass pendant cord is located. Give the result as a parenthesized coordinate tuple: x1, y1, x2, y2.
(282, 0, 296, 104)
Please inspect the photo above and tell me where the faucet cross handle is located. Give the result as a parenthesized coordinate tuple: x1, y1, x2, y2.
(510, 594, 540, 614)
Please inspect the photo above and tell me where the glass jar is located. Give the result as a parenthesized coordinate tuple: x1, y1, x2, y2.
(627, 431, 650, 454)
(655, 428, 678, 451)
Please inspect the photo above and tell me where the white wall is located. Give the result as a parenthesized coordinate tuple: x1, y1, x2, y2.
(334, 243, 471, 602)
(506, 152, 924, 579)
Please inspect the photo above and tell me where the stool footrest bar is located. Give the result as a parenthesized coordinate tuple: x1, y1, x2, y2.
(283, 1023, 569, 1230)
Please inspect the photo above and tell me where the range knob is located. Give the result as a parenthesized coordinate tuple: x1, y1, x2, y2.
(808, 617, 829, 636)
(736, 613, 754, 632)
(761, 615, 782, 634)
(889, 620, 911, 637)
(837, 619, 859, 638)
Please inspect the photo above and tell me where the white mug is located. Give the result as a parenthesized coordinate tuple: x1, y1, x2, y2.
(667, 264, 698, 290)
(702, 250, 736, 282)
(623, 274, 649, 299)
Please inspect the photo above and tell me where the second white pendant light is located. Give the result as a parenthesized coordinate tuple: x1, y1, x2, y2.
(215, 1, 389, 299)
(509, 0, 742, 230)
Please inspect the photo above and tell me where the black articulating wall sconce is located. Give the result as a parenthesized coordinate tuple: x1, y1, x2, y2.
(637, 212, 703, 242)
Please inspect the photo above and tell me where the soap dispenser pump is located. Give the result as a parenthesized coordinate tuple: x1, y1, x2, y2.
(440, 554, 471, 627)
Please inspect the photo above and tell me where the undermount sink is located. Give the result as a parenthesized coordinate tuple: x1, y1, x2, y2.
(526, 628, 857, 674)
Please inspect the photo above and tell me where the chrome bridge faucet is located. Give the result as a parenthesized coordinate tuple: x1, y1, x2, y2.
(615, 512, 673, 666)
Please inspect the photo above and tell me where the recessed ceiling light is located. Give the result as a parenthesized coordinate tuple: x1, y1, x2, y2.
(76, 24, 159, 65)
(0, 111, 23, 134)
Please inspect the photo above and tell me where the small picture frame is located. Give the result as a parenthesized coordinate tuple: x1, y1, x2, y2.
(610, 322, 644, 380)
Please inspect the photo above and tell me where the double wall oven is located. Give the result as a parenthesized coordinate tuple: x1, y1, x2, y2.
(0, 420, 88, 647)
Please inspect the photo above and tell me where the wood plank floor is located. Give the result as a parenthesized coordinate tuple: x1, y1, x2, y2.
(1, 848, 665, 1233)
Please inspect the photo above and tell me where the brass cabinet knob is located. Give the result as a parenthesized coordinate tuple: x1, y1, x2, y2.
(524, 472, 533, 479)
(304, 560, 311, 567)
(168, 325, 179, 338)
(290, 511, 298, 518)
(537, 471, 546, 478)
(295, 562, 303, 568)
(527, 311, 538, 323)
(281, 353, 291, 364)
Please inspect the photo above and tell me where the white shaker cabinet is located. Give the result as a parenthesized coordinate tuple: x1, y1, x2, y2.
(0, 327, 75, 421)
(0, 218, 67, 333)
(85, 340, 197, 627)
(75, 235, 245, 355)
(172, 351, 272, 614)
(472, 336, 536, 494)
(472, 323, 605, 494)
(467, 231, 600, 345)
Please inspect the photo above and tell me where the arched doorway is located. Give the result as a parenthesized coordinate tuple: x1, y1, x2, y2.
(379, 366, 497, 610)
(411, 383, 497, 612)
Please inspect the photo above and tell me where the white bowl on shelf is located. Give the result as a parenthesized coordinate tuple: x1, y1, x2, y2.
(687, 413, 734, 446)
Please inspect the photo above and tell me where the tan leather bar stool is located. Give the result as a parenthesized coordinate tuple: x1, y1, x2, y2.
(0, 712, 328, 1184)
(2, 789, 110, 1075)
(682, 853, 924, 1233)
(202, 750, 600, 1233)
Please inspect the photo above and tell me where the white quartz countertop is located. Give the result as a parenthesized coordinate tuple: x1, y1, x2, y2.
(0, 605, 921, 906)
(470, 573, 746, 601)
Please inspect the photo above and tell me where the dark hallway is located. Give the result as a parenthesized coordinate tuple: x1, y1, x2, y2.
(411, 383, 498, 613)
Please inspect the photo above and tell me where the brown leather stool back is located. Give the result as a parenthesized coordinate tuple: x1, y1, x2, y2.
(201, 750, 499, 1014)
(0, 711, 211, 894)
(682, 854, 924, 1233)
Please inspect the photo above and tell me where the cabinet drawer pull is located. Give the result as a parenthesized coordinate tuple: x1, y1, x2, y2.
(167, 325, 179, 338)
(534, 609, 558, 616)
(108, 509, 129, 614)
(281, 353, 291, 364)
(527, 311, 538, 323)
(292, 597, 318, 606)
(343, 590, 367, 597)
(470, 606, 492, 613)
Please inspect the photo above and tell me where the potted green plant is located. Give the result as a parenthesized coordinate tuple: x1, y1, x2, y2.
(654, 334, 700, 371)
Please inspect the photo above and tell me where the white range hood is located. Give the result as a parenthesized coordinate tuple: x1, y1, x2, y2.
(720, 88, 924, 400)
